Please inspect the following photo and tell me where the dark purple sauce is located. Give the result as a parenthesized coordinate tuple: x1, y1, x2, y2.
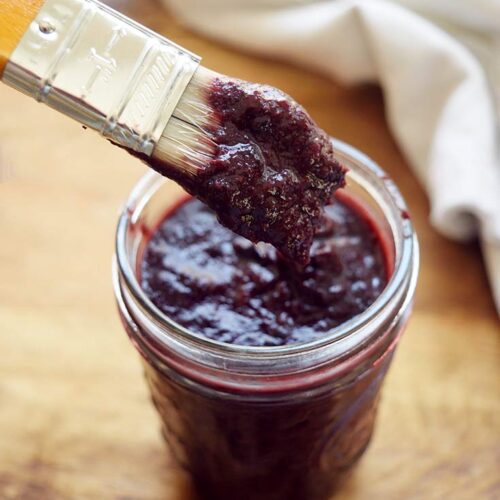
(144, 350, 392, 500)
(141, 78, 346, 265)
(140, 195, 388, 347)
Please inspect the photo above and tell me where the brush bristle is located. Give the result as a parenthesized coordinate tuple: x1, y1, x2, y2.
(154, 67, 219, 176)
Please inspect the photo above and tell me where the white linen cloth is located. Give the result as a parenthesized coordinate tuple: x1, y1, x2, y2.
(161, 0, 500, 312)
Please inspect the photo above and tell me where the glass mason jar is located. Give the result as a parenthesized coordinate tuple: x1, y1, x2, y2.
(113, 139, 419, 500)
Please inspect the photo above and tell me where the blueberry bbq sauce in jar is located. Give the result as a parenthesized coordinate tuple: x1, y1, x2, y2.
(114, 139, 418, 500)
(140, 193, 389, 347)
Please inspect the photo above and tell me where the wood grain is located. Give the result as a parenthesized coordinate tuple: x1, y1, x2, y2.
(0, 0, 45, 75)
(0, 1, 499, 499)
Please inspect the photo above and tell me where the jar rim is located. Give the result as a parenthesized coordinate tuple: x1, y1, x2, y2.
(115, 139, 418, 362)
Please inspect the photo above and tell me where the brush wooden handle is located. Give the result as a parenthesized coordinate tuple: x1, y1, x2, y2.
(0, 0, 45, 76)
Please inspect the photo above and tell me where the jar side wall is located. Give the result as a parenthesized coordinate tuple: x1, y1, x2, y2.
(115, 293, 408, 499)
(142, 346, 395, 500)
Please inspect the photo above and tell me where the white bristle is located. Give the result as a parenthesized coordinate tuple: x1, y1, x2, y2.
(154, 68, 219, 176)
(155, 117, 216, 175)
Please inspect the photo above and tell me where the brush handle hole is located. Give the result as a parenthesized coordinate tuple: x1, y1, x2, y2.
(38, 20, 56, 35)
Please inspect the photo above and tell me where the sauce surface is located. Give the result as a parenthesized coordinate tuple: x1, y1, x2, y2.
(141, 196, 388, 346)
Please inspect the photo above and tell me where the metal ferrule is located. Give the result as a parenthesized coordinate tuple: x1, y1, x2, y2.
(2, 0, 201, 156)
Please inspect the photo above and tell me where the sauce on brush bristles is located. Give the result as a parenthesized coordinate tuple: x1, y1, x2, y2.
(143, 69, 346, 265)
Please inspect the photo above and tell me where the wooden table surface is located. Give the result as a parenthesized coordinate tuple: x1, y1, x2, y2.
(1, 1, 499, 499)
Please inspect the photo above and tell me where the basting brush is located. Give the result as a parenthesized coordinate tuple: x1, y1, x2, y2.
(0, 0, 345, 264)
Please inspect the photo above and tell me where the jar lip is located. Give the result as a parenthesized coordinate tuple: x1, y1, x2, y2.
(115, 138, 418, 358)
